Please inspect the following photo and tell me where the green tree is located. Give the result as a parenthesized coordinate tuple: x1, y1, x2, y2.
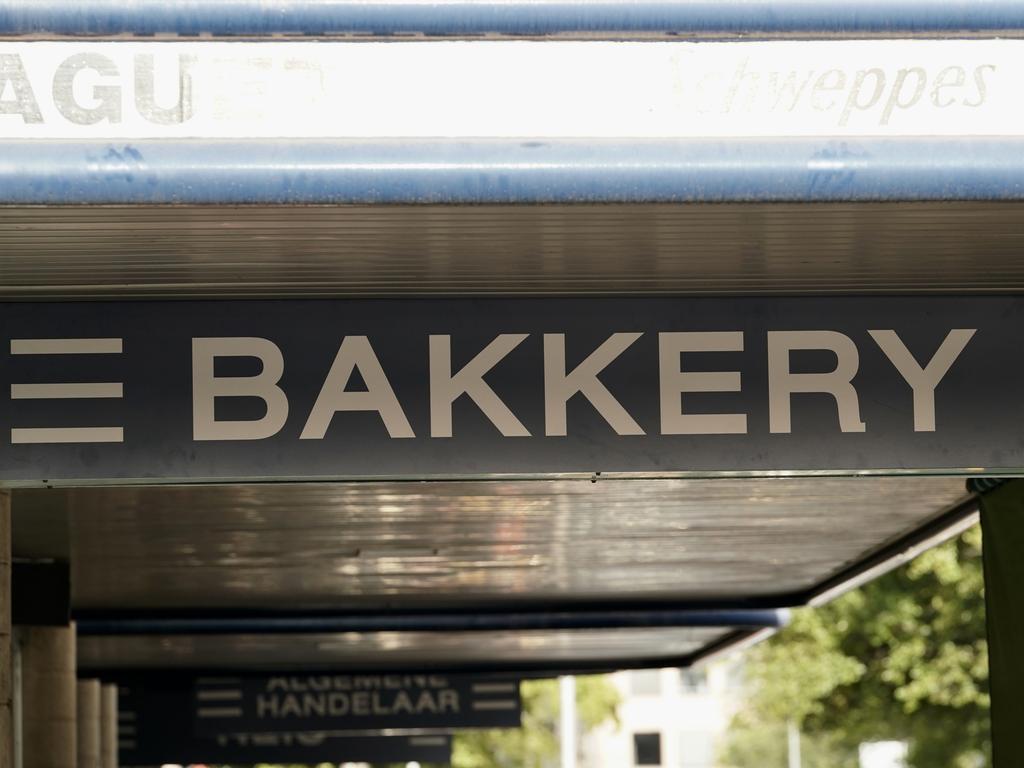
(722, 525, 989, 768)
(453, 676, 620, 768)
(722, 713, 859, 768)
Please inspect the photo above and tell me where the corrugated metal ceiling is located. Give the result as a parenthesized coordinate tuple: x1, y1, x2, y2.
(2, 203, 1023, 298)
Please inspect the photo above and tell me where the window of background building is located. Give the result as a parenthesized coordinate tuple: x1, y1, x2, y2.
(631, 669, 662, 696)
(678, 730, 716, 767)
(634, 732, 663, 766)
(678, 667, 708, 694)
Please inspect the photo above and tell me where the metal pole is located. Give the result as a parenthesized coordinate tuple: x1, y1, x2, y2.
(0, 491, 11, 768)
(560, 675, 576, 768)
(787, 719, 801, 768)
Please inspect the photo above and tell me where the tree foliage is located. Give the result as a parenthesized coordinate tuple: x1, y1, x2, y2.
(452, 676, 620, 768)
(722, 525, 989, 768)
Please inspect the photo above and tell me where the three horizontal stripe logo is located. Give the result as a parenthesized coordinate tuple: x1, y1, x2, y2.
(197, 706, 244, 718)
(471, 682, 516, 694)
(197, 681, 244, 718)
(197, 689, 243, 701)
(410, 736, 448, 746)
(11, 382, 123, 399)
(472, 699, 518, 711)
(9, 338, 124, 444)
(11, 338, 122, 355)
(471, 681, 519, 712)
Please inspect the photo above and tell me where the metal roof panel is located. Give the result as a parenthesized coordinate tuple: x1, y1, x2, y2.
(4, 139, 1024, 204)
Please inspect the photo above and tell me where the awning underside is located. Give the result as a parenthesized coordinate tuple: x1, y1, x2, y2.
(14, 476, 971, 672)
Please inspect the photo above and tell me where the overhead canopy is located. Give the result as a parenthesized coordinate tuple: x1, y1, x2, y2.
(0, 9, 1009, 674)
(2, 34, 1024, 292)
(13, 477, 975, 672)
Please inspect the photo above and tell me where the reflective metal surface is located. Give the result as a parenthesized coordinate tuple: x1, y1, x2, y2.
(77, 626, 735, 672)
(3, 0, 1024, 40)
(14, 477, 968, 613)
(7, 141, 1024, 204)
(2, 203, 1023, 298)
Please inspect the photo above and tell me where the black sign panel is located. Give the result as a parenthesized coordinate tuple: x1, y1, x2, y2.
(194, 673, 521, 734)
(119, 679, 455, 764)
(0, 297, 1012, 481)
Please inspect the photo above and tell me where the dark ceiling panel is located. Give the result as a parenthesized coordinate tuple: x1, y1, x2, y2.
(14, 476, 968, 614)
(2, 203, 1024, 298)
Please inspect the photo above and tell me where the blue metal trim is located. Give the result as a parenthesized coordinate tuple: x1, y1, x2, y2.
(967, 477, 1009, 494)
(3, 138, 1024, 204)
(75, 608, 789, 636)
(1, 1, 1024, 37)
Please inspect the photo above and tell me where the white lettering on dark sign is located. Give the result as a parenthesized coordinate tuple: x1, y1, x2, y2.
(189, 329, 975, 442)
(0, 298, 1005, 480)
(254, 675, 459, 719)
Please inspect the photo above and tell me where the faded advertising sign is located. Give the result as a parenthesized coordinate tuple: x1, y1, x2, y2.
(193, 673, 521, 734)
(0, 40, 1019, 138)
(117, 678, 454, 764)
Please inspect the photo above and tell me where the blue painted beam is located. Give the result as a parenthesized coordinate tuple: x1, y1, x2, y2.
(2, 138, 1024, 204)
(0, 0, 1023, 38)
(75, 608, 790, 635)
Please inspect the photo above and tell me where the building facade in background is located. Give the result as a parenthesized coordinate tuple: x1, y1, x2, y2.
(583, 663, 740, 768)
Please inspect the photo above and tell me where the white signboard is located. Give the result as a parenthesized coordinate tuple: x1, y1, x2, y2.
(0, 39, 1018, 139)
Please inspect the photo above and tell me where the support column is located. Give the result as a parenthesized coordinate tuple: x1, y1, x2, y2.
(76, 680, 100, 768)
(20, 625, 75, 768)
(100, 684, 117, 768)
(559, 675, 576, 768)
(979, 480, 1024, 767)
(0, 491, 11, 768)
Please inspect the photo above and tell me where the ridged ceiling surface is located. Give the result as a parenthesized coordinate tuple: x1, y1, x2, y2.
(2, 203, 1024, 298)
(77, 626, 734, 671)
(14, 477, 968, 613)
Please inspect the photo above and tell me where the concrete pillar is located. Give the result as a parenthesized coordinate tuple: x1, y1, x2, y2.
(99, 684, 117, 768)
(20, 625, 75, 768)
(0, 491, 11, 768)
(76, 680, 101, 768)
